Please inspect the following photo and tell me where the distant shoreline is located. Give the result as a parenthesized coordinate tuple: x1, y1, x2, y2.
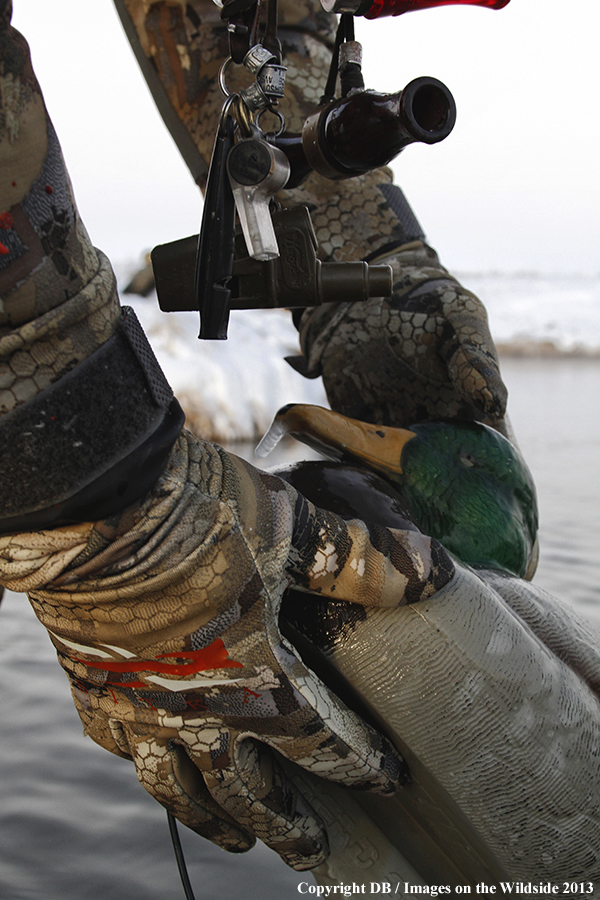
(496, 340, 600, 359)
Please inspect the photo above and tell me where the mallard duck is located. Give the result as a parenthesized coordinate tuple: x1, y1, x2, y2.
(257, 403, 538, 578)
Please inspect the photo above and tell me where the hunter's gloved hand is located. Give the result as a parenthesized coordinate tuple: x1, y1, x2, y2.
(0, 430, 454, 870)
(284, 172, 509, 437)
(296, 237, 508, 435)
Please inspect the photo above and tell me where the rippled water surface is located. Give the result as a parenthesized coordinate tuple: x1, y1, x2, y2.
(501, 358, 600, 625)
(1, 358, 599, 899)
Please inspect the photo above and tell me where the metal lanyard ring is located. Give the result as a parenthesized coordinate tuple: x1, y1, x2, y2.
(218, 91, 238, 135)
(256, 105, 285, 138)
(218, 56, 235, 97)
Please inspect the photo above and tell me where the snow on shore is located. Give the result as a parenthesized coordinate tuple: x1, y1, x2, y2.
(119, 268, 600, 442)
(461, 272, 600, 358)
(125, 295, 327, 443)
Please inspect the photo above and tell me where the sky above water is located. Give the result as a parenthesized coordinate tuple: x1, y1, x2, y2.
(10, 0, 600, 275)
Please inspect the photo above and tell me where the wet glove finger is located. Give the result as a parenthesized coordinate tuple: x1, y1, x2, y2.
(262, 684, 404, 794)
(123, 726, 256, 853)
(203, 735, 329, 870)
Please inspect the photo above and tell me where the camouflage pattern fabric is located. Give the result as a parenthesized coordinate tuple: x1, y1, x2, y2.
(0, 13, 179, 529)
(112, 0, 338, 186)
(0, 15, 120, 414)
(296, 240, 509, 433)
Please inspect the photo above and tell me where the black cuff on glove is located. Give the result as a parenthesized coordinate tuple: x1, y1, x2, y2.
(0, 306, 184, 533)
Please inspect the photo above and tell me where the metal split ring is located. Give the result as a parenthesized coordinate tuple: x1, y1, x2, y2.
(233, 95, 253, 137)
(256, 106, 286, 138)
(218, 56, 235, 97)
(217, 92, 238, 134)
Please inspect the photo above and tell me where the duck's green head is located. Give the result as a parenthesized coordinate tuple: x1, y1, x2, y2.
(258, 405, 538, 578)
(398, 419, 538, 577)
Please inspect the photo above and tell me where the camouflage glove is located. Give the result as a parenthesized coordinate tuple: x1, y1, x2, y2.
(0, 430, 454, 870)
(286, 175, 509, 435)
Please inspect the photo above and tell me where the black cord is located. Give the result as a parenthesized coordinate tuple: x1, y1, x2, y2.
(321, 16, 346, 103)
(263, 0, 282, 60)
(167, 810, 198, 900)
(342, 12, 355, 42)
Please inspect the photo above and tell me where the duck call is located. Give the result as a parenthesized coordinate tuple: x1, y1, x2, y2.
(276, 76, 456, 185)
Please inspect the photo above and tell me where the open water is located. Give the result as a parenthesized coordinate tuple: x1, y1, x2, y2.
(1, 356, 599, 899)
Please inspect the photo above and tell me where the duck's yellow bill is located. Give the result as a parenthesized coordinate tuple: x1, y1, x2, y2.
(257, 404, 416, 477)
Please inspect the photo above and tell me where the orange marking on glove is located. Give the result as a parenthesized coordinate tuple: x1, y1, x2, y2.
(140, 696, 157, 711)
(243, 687, 261, 703)
(75, 639, 243, 678)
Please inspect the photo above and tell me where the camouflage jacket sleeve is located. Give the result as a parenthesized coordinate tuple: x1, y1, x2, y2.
(0, 429, 453, 609)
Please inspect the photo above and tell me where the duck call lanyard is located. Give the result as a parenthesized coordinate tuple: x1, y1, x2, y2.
(195, 0, 290, 338)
